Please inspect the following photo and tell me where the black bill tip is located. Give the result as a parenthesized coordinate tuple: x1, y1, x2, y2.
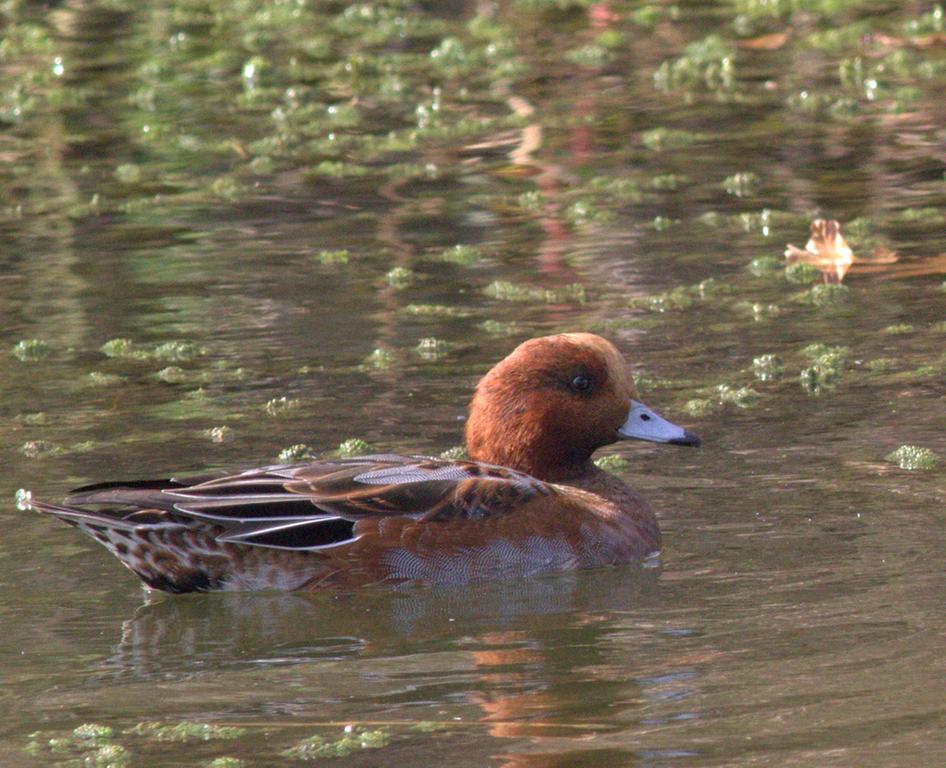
(669, 430, 701, 447)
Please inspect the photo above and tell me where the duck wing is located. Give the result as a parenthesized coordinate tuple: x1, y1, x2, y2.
(39, 455, 554, 552)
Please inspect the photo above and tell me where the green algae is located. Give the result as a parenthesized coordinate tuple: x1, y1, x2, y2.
(282, 727, 390, 760)
(651, 173, 687, 191)
(20, 440, 64, 458)
(478, 320, 521, 336)
(722, 172, 760, 198)
(865, 358, 898, 372)
(416, 337, 452, 360)
(205, 426, 234, 443)
(100, 338, 205, 361)
(752, 354, 784, 381)
(885, 445, 939, 471)
(72, 724, 115, 743)
(403, 303, 470, 318)
(717, 384, 760, 408)
(566, 199, 615, 225)
(735, 301, 780, 321)
(883, 323, 914, 335)
(361, 348, 395, 370)
(86, 372, 126, 387)
(316, 249, 350, 265)
(806, 283, 850, 306)
(800, 343, 849, 393)
(641, 127, 702, 151)
(127, 722, 247, 742)
(630, 286, 694, 312)
(264, 396, 301, 417)
(279, 444, 315, 462)
(337, 438, 373, 458)
(785, 262, 822, 284)
(653, 34, 735, 93)
(206, 759, 245, 768)
(485, 281, 586, 304)
(11, 339, 50, 361)
(748, 255, 784, 276)
(438, 244, 482, 266)
(683, 398, 718, 417)
(385, 267, 416, 288)
(594, 454, 630, 472)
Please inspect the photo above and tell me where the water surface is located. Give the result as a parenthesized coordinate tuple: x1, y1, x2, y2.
(2, 0, 944, 766)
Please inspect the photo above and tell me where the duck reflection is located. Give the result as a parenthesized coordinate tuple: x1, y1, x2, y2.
(103, 566, 687, 766)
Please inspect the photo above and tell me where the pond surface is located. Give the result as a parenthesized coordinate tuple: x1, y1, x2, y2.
(2, 0, 944, 765)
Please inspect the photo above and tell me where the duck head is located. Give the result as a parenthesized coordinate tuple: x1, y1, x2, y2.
(465, 333, 699, 482)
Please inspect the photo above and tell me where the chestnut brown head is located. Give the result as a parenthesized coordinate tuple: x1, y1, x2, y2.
(465, 333, 698, 481)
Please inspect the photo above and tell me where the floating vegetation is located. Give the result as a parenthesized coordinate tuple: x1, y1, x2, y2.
(641, 127, 702, 150)
(651, 173, 686, 191)
(478, 319, 521, 336)
(337, 438, 373, 458)
(752, 354, 783, 381)
(748, 255, 783, 276)
(279, 444, 315, 462)
(653, 34, 735, 92)
(883, 323, 914, 335)
(205, 426, 233, 443)
(630, 286, 693, 312)
(20, 440, 63, 458)
(86, 371, 126, 387)
(281, 728, 390, 760)
(385, 266, 416, 288)
(153, 341, 206, 362)
(484, 281, 586, 304)
(565, 44, 612, 68)
(589, 176, 643, 202)
(594, 454, 629, 472)
(683, 398, 718, 417)
(362, 347, 395, 369)
(438, 244, 482, 266)
(785, 262, 822, 284)
(114, 163, 141, 184)
(806, 283, 850, 306)
(100, 338, 205, 361)
(72, 724, 115, 743)
(11, 339, 50, 361)
(127, 722, 247, 742)
(206, 759, 245, 768)
(717, 384, 760, 407)
(865, 357, 898, 372)
(403, 303, 469, 317)
(416, 337, 452, 360)
(317, 249, 350, 265)
(566, 199, 615, 225)
(885, 445, 939, 471)
(723, 172, 760, 198)
(800, 343, 849, 393)
(439, 445, 467, 460)
(735, 301, 780, 320)
(264, 396, 301, 416)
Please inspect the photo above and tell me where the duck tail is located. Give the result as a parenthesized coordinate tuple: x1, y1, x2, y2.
(24, 494, 226, 593)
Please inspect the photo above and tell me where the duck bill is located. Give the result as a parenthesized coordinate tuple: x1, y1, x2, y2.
(617, 400, 701, 447)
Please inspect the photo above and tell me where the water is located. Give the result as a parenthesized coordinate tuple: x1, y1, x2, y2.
(1, 0, 944, 765)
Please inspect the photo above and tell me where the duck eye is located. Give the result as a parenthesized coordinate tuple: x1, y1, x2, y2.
(570, 374, 592, 393)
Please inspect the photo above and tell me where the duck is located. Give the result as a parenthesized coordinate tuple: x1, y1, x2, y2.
(25, 333, 700, 593)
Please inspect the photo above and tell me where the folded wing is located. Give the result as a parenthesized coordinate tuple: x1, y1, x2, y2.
(51, 455, 554, 552)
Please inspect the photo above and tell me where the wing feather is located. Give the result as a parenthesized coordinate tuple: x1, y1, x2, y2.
(36, 455, 555, 553)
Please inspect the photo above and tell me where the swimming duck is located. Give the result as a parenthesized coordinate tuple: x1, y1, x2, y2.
(27, 333, 699, 592)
